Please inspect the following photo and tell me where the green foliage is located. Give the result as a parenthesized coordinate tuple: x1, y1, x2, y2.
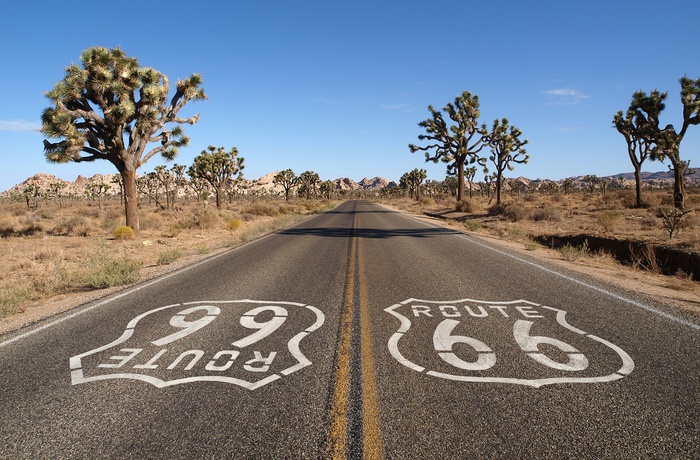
(188, 145, 245, 209)
(78, 256, 142, 289)
(400, 168, 427, 200)
(157, 249, 183, 265)
(273, 169, 298, 201)
(409, 91, 488, 201)
(40, 46, 206, 231)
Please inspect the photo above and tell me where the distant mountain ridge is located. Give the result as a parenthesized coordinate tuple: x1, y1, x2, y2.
(1, 170, 697, 198)
(0, 171, 398, 197)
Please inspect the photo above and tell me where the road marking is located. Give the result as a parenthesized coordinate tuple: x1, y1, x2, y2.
(383, 205, 700, 333)
(0, 230, 286, 349)
(327, 205, 384, 459)
(358, 232, 384, 459)
(327, 219, 356, 459)
(386, 299, 634, 387)
(456, 233, 700, 332)
(69, 300, 325, 389)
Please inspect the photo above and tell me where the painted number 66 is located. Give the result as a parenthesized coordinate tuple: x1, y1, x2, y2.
(433, 319, 589, 372)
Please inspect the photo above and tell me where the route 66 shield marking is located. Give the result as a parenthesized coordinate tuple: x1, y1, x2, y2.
(70, 300, 325, 390)
(385, 299, 634, 388)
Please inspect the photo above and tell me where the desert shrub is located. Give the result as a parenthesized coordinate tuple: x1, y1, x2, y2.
(614, 189, 637, 208)
(419, 197, 436, 206)
(157, 248, 183, 265)
(456, 199, 483, 213)
(596, 210, 622, 233)
(0, 286, 29, 319)
(0, 213, 18, 237)
(105, 206, 123, 220)
(524, 237, 540, 251)
(530, 206, 561, 222)
(101, 217, 121, 232)
(78, 256, 142, 289)
(55, 215, 91, 237)
(462, 219, 483, 231)
(75, 205, 101, 218)
(228, 218, 242, 231)
(491, 203, 527, 222)
(163, 222, 186, 237)
(196, 209, 222, 229)
(658, 208, 691, 240)
(139, 212, 164, 230)
(113, 225, 135, 240)
(29, 258, 70, 296)
(243, 202, 280, 217)
(560, 240, 589, 261)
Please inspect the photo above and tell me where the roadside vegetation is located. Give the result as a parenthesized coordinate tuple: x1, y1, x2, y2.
(0, 196, 336, 319)
(382, 185, 699, 285)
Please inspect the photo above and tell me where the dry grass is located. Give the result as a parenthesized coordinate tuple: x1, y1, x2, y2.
(0, 197, 336, 319)
(388, 188, 699, 251)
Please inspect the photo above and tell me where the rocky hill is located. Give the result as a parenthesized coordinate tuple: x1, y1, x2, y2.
(1, 170, 697, 199)
(0, 172, 397, 198)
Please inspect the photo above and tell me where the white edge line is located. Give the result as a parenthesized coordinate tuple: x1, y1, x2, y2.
(457, 233, 700, 333)
(0, 234, 276, 349)
(379, 204, 700, 333)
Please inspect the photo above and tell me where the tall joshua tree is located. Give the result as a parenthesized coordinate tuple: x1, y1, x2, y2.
(410, 91, 487, 202)
(41, 46, 206, 233)
(613, 91, 658, 207)
(623, 77, 700, 209)
(483, 118, 528, 207)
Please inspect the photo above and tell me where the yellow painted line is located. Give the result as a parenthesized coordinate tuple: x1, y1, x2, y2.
(357, 232, 384, 459)
(327, 214, 356, 459)
(327, 205, 384, 459)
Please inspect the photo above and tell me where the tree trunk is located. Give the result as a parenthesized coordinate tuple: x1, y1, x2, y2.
(456, 160, 465, 202)
(214, 186, 222, 209)
(121, 168, 140, 234)
(633, 167, 643, 208)
(672, 161, 685, 209)
(495, 170, 503, 207)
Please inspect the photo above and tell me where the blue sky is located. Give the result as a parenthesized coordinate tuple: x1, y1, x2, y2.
(1, 0, 699, 191)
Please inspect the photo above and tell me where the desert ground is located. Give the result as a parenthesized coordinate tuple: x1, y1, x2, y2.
(0, 187, 698, 335)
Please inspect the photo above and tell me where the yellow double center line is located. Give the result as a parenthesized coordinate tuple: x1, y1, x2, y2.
(327, 207, 383, 459)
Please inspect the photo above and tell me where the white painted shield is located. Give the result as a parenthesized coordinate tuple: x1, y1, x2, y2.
(385, 298, 634, 388)
(70, 300, 325, 390)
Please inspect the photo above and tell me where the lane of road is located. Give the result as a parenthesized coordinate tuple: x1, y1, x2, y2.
(1, 200, 698, 458)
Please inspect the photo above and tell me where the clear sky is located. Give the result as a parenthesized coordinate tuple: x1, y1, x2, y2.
(1, 0, 699, 191)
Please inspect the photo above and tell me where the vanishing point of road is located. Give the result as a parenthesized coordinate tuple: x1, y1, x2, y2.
(1, 200, 698, 458)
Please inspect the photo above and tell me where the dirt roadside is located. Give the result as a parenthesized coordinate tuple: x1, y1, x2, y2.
(1, 203, 698, 336)
(390, 204, 700, 319)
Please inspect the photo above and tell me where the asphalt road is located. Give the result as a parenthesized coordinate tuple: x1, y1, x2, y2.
(1, 200, 698, 459)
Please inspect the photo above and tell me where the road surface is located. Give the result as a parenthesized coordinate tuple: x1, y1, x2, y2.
(1, 200, 698, 458)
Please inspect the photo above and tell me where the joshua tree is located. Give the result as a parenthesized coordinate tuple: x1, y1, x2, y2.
(273, 169, 298, 201)
(613, 92, 658, 207)
(40, 46, 205, 233)
(482, 118, 528, 207)
(188, 146, 245, 209)
(623, 77, 700, 209)
(400, 168, 427, 200)
(410, 91, 488, 202)
(319, 180, 335, 199)
(298, 171, 320, 199)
